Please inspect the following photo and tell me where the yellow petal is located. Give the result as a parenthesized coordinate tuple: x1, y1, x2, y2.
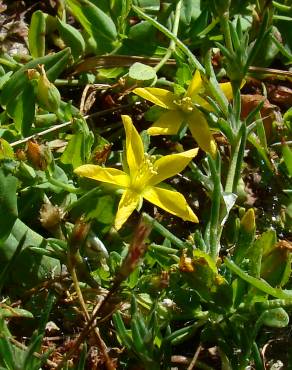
(143, 186, 198, 223)
(121, 115, 145, 175)
(187, 109, 217, 157)
(147, 110, 184, 136)
(133, 87, 177, 109)
(186, 70, 203, 99)
(114, 189, 141, 230)
(219, 81, 233, 101)
(149, 148, 198, 186)
(74, 164, 130, 187)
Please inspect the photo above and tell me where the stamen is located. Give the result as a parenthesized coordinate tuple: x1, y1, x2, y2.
(173, 96, 194, 114)
(130, 154, 157, 192)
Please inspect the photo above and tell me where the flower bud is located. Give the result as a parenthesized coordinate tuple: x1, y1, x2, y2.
(240, 208, 255, 233)
(69, 218, 91, 254)
(36, 64, 61, 113)
(26, 140, 52, 170)
(261, 240, 292, 287)
(115, 219, 151, 284)
(39, 202, 65, 234)
(234, 208, 256, 264)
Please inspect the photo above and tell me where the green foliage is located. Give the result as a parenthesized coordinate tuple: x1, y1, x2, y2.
(0, 169, 18, 244)
(0, 1, 291, 369)
(28, 10, 47, 58)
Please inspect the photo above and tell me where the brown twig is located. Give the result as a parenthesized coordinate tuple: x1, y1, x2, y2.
(56, 216, 152, 370)
(187, 344, 203, 370)
(10, 103, 138, 148)
(70, 267, 116, 370)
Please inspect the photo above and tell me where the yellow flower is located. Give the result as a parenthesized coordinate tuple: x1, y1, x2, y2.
(74, 115, 199, 230)
(133, 70, 233, 157)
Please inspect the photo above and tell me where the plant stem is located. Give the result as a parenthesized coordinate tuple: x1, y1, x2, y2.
(47, 176, 80, 193)
(208, 155, 221, 259)
(132, 5, 204, 72)
(188, 161, 213, 191)
(65, 187, 104, 212)
(143, 213, 187, 249)
(0, 58, 18, 69)
(69, 265, 115, 370)
(225, 125, 245, 194)
(154, 0, 182, 72)
(54, 78, 80, 86)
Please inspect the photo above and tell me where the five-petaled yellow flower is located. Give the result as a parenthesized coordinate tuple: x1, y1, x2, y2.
(74, 115, 199, 230)
(133, 70, 233, 157)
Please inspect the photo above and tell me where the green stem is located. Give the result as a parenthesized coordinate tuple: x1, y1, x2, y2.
(272, 1, 291, 12)
(47, 176, 81, 193)
(208, 155, 221, 259)
(231, 124, 247, 193)
(54, 79, 80, 86)
(237, 299, 292, 315)
(197, 17, 220, 37)
(0, 58, 18, 69)
(142, 213, 187, 249)
(224, 258, 292, 299)
(154, 0, 182, 72)
(188, 161, 213, 191)
(132, 5, 204, 72)
(224, 136, 241, 193)
(65, 187, 104, 212)
(252, 341, 264, 370)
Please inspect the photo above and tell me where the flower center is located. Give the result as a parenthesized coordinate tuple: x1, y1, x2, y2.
(130, 154, 157, 193)
(173, 96, 194, 114)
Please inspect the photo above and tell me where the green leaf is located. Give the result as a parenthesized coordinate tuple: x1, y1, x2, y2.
(61, 118, 94, 168)
(88, 195, 115, 224)
(248, 133, 273, 172)
(0, 336, 15, 370)
(225, 258, 292, 299)
(28, 10, 47, 58)
(113, 312, 133, 348)
(23, 333, 43, 369)
(0, 139, 14, 160)
(1, 48, 70, 107)
(0, 233, 26, 293)
(282, 143, 292, 177)
(0, 307, 33, 319)
(129, 62, 157, 82)
(116, 0, 132, 35)
(57, 18, 85, 61)
(260, 308, 289, 328)
(0, 219, 60, 289)
(0, 170, 18, 244)
(7, 82, 35, 136)
(0, 71, 13, 89)
(76, 343, 87, 370)
(131, 316, 145, 352)
(132, 0, 160, 11)
(66, 0, 117, 48)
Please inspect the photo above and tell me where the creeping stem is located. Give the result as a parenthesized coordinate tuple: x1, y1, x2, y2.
(154, 0, 182, 72)
(132, 5, 204, 72)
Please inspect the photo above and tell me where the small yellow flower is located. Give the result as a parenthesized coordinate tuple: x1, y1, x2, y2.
(74, 115, 199, 230)
(133, 70, 233, 157)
